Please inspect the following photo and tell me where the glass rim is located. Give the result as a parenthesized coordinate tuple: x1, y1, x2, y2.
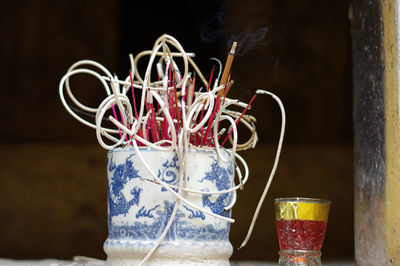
(275, 197, 330, 205)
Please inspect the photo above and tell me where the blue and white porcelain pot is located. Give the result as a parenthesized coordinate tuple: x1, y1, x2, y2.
(104, 147, 235, 265)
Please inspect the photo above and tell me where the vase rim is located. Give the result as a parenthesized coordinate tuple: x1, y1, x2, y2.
(108, 146, 223, 155)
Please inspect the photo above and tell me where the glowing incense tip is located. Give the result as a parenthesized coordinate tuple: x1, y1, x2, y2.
(230, 41, 238, 55)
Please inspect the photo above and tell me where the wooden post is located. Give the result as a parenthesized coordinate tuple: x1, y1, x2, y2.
(353, 0, 400, 264)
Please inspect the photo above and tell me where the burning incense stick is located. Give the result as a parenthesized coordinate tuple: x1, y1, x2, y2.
(218, 42, 237, 97)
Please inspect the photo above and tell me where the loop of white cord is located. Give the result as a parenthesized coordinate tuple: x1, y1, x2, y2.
(238, 89, 286, 249)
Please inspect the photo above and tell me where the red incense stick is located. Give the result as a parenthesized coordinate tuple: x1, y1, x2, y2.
(190, 75, 196, 106)
(129, 71, 139, 119)
(148, 101, 159, 142)
(111, 104, 123, 139)
(201, 95, 221, 147)
(197, 67, 215, 145)
(220, 93, 257, 147)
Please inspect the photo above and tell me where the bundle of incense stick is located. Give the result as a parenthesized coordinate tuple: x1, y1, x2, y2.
(59, 34, 258, 152)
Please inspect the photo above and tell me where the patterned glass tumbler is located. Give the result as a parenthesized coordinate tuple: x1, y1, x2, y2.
(275, 197, 330, 266)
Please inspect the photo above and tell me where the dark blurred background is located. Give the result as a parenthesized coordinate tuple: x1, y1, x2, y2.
(0, 0, 353, 262)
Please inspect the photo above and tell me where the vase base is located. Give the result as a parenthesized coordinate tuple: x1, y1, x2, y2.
(106, 257, 230, 265)
(104, 239, 232, 265)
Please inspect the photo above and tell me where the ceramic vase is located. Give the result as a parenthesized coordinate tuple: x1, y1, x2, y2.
(104, 147, 235, 265)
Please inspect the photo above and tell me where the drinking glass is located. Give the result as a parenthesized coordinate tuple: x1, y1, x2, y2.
(275, 197, 330, 266)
